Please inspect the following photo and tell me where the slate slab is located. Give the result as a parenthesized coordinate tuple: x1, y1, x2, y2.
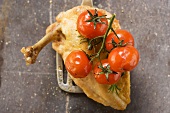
(0, 0, 169, 113)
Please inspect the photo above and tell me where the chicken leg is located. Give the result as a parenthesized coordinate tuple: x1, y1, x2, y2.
(21, 23, 61, 65)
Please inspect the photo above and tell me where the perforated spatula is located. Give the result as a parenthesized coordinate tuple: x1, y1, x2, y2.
(56, 0, 93, 93)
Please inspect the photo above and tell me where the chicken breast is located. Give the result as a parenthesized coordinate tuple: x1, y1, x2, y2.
(21, 5, 131, 110)
(49, 6, 131, 110)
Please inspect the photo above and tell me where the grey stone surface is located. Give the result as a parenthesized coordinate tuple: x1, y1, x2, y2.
(0, 0, 170, 113)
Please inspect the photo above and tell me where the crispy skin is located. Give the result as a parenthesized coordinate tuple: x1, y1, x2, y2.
(48, 6, 131, 110)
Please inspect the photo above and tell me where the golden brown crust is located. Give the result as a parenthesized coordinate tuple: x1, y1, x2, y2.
(50, 6, 130, 110)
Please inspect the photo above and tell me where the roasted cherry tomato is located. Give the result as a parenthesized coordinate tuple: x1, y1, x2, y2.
(108, 46, 139, 72)
(93, 59, 121, 85)
(77, 9, 108, 39)
(65, 50, 92, 78)
(105, 29, 134, 51)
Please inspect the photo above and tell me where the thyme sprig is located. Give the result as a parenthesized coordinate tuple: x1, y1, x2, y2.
(108, 84, 120, 95)
(87, 36, 103, 50)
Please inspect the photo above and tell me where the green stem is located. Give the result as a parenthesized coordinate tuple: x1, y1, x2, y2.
(88, 36, 103, 44)
(90, 14, 116, 62)
(96, 14, 116, 57)
(111, 27, 120, 40)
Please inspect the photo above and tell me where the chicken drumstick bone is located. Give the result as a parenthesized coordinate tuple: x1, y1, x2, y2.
(21, 23, 61, 65)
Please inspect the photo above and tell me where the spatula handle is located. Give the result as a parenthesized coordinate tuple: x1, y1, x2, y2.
(81, 0, 93, 7)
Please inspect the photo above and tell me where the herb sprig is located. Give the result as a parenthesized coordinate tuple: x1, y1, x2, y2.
(108, 84, 120, 95)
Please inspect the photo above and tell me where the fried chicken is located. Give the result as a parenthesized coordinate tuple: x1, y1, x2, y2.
(21, 5, 130, 110)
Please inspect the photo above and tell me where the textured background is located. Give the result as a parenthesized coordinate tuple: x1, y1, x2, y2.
(0, 0, 170, 113)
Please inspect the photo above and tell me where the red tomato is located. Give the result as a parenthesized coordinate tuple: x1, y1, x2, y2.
(77, 9, 108, 39)
(65, 50, 92, 78)
(93, 59, 121, 85)
(105, 29, 134, 51)
(108, 46, 139, 72)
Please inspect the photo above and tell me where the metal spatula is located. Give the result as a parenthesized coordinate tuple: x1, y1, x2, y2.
(56, 0, 93, 93)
